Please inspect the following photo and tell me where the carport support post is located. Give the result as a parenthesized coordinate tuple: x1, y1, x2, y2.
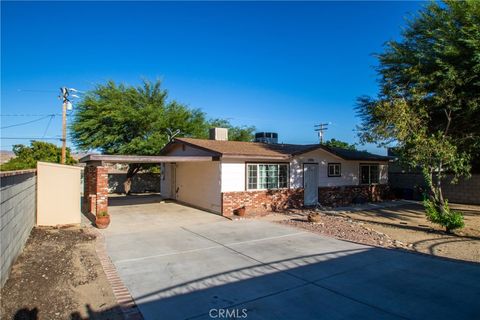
(83, 164, 109, 217)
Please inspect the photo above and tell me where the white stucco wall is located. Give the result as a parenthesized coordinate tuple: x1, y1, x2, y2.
(174, 161, 222, 213)
(37, 162, 82, 226)
(219, 151, 388, 192)
(221, 158, 293, 192)
(221, 159, 246, 192)
(166, 144, 215, 156)
(290, 149, 388, 188)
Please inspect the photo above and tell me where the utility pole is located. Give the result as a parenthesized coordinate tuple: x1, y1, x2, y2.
(59, 87, 82, 163)
(314, 123, 329, 144)
(60, 87, 69, 164)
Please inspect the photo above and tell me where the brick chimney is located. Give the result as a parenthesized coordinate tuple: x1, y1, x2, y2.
(209, 128, 228, 141)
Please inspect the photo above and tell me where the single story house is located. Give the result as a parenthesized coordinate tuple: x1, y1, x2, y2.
(159, 128, 391, 216)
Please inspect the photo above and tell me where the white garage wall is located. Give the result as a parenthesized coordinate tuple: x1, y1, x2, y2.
(175, 161, 222, 213)
(160, 163, 173, 199)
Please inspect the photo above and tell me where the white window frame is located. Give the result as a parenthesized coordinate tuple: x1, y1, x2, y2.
(360, 163, 380, 185)
(328, 163, 341, 177)
(246, 163, 289, 190)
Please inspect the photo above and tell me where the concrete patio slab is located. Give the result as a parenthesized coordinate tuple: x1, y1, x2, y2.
(101, 197, 480, 320)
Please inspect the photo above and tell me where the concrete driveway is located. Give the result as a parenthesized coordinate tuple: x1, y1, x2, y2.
(104, 195, 480, 320)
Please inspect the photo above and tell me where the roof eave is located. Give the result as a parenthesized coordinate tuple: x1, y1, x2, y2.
(161, 138, 222, 157)
(221, 154, 291, 160)
(292, 145, 392, 162)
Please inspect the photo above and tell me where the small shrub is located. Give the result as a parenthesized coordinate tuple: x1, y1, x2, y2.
(97, 211, 109, 218)
(424, 199, 464, 232)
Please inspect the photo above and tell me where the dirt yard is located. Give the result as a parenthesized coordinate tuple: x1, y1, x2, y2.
(273, 202, 480, 263)
(0, 227, 123, 320)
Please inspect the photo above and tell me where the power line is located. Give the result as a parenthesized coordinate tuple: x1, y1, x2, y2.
(17, 89, 58, 93)
(42, 115, 55, 138)
(0, 137, 60, 140)
(1, 114, 62, 117)
(0, 115, 54, 130)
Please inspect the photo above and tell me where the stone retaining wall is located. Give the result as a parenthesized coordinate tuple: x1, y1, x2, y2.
(0, 170, 37, 287)
(221, 189, 304, 216)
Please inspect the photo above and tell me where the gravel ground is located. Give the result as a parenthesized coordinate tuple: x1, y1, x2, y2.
(273, 203, 480, 263)
(276, 212, 410, 249)
(0, 227, 123, 320)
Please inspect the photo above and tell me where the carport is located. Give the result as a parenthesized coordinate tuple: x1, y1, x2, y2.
(79, 154, 215, 217)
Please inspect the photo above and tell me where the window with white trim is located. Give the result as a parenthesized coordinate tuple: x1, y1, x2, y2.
(247, 163, 288, 190)
(360, 164, 379, 184)
(328, 163, 341, 177)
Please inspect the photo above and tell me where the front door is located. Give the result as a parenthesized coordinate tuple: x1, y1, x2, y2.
(303, 163, 318, 206)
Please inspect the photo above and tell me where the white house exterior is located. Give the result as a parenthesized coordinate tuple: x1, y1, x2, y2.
(160, 130, 391, 217)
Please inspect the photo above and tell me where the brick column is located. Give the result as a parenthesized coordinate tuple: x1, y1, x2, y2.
(83, 165, 109, 216)
(95, 166, 109, 215)
(83, 165, 95, 214)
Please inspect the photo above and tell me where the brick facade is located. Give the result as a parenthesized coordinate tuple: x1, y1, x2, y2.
(221, 188, 304, 216)
(318, 184, 390, 207)
(83, 165, 109, 216)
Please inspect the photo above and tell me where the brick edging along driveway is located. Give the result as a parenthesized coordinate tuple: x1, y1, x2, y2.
(92, 228, 144, 320)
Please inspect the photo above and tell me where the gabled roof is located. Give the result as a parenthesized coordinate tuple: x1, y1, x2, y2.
(161, 137, 391, 161)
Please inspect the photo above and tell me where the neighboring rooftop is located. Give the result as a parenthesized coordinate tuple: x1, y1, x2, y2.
(165, 137, 391, 161)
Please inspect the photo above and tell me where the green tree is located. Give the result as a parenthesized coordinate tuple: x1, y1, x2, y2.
(70, 80, 255, 192)
(0, 141, 76, 171)
(356, 0, 479, 231)
(324, 138, 357, 150)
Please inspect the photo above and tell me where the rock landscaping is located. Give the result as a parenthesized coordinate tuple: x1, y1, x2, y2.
(280, 210, 409, 249)
(273, 203, 480, 263)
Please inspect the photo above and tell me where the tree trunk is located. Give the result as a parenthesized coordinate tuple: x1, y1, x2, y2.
(425, 163, 451, 232)
(124, 164, 140, 195)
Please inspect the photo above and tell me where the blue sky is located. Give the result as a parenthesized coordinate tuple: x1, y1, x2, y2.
(1, 1, 425, 154)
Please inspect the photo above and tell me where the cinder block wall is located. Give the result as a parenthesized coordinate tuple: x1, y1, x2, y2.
(0, 170, 37, 287)
(441, 174, 480, 205)
(108, 173, 161, 194)
(389, 173, 480, 205)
